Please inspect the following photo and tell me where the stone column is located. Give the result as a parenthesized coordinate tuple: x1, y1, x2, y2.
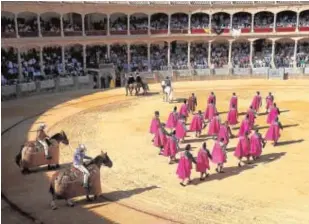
(230, 13, 233, 30)
(83, 45, 86, 71)
(250, 40, 254, 67)
(107, 44, 110, 59)
(208, 41, 211, 67)
(82, 14, 85, 36)
(271, 39, 276, 67)
(15, 13, 19, 38)
(37, 14, 42, 37)
(228, 40, 233, 68)
(293, 39, 298, 68)
(168, 42, 171, 65)
(107, 15, 110, 35)
(18, 48, 22, 81)
(273, 13, 277, 32)
(187, 41, 191, 68)
(127, 14, 130, 35)
(251, 13, 255, 32)
(60, 14, 64, 37)
(40, 46, 44, 75)
(188, 13, 191, 34)
(296, 12, 299, 32)
(61, 46, 65, 73)
(148, 14, 151, 35)
(147, 43, 151, 70)
(168, 14, 171, 34)
(209, 14, 212, 30)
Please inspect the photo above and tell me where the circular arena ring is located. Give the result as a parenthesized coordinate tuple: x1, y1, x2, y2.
(2, 79, 309, 224)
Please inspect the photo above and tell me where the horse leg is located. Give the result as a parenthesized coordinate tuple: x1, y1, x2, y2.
(49, 184, 58, 210)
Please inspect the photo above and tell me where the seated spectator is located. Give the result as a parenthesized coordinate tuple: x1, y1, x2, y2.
(110, 45, 128, 72)
(1, 47, 19, 84)
(191, 13, 209, 29)
(20, 48, 42, 81)
(150, 44, 168, 70)
(212, 13, 230, 29)
(232, 42, 250, 68)
(130, 16, 148, 30)
(86, 45, 108, 68)
(151, 14, 168, 30)
(211, 44, 228, 68)
(110, 17, 127, 32)
(233, 13, 251, 29)
(299, 11, 309, 27)
(296, 42, 309, 67)
(190, 43, 208, 69)
(41, 17, 61, 35)
(252, 41, 272, 68)
(1, 17, 16, 37)
(63, 20, 82, 32)
(43, 47, 63, 77)
(65, 47, 84, 76)
(276, 12, 296, 28)
(170, 14, 188, 30)
(170, 43, 188, 70)
(130, 45, 148, 71)
(254, 12, 274, 28)
(274, 43, 294, 68)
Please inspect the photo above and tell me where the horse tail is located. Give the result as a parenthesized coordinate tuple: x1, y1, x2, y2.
(15, 145, 24, 167)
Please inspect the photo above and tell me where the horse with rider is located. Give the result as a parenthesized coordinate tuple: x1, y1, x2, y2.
(162, 76, 173, 103)
(125, 72, 149, 96)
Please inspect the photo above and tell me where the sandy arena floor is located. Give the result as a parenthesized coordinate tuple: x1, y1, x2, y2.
(2, 79, 309, 224)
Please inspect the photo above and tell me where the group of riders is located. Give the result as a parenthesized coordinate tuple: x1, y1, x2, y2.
(125, 72, 149, 96)
(37, 124, 92, 188)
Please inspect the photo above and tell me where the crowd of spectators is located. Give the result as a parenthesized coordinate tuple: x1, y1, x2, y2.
(110, 16, 127, 32)
(170, 14, 188, 30)
(130, 16, 148, 30)
(150, 13, 168, 30)
(85, 17, 107, 31)
(64, 46, 84, 76)
(170, 42, 188, 70)
(254, 12, 274, 28)
(150, 44, 168, 70)
(1, 17, 15, 36)
(20, 48, 41, 81)
(276, 12, 297, 27)
(233, 13, 251, 29)
(110, 44, 128, 71)
(211, 44, 228, 68)
(41, 17, 61, 34)
(274, 43, 294, 68)
(17, 16, 38, 36)
(232, 42, 250, 68)
(296, 42, 309, 67)
(43, 47, 63, 76)
(299, 11, 309, 27)
(130, 45, 148, 71)
(1, 48, 19, 85)
(191, 13, 209, 29)
(190, 43, 208, 69)
(86, 45, 108, 68)
(212, 13, 231, 29)
(63, 17, 82, 32)
(252, 41, 272, 67)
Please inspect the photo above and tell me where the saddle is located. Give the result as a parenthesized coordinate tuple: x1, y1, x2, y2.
(24, 139, 55, 153)
(60, 165, 97, 183)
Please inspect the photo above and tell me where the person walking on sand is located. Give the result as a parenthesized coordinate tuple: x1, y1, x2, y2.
(176, 144, 196, 187)
(196, 142, 212, 181)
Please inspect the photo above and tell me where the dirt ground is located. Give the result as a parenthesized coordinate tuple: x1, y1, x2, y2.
(2, 79, 309, 224)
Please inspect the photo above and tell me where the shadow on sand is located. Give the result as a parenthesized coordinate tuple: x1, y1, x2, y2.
(257, 123, 299, 130)
(275, 139, 304, 146)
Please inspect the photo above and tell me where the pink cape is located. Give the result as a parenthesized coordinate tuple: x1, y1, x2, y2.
(166, 112, 178, 129)
(247, 109, 255, 129)
(217, 124, 229, 145)
(208, 95, 216, 105)
(234, 136, 250, 158)
(230, 96, 238, 110)
(250, 134, 263, 157)
(227, 108, 238, 125)
(208, 116, 220, 135)
(266, 107, 279, 124)
(251, 95, 262, 112)
(153, 128, 167, 148)
(163, 136, 178, 157)
(204, 104, 217, 120)
(179, 104, 189, 118)
(149, 118, 160, 134)
(265, 122, 281, 142)
(175, 120, 187, 139)
(189, 114, 203, 132)
(238, 119, 251, 137)
(211, 141, 226, 164)
(176, 153, 192, 179)
(196, 148, 210, 172)
(266, 96, 274, 110)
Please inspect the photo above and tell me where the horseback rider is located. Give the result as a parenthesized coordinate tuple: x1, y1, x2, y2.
(126, 73, 135, 96)
(135, 72, 143, 85)
(37, 124, 51, 159)
(73, 144, 93, 188)
(164, 76, 172, 89)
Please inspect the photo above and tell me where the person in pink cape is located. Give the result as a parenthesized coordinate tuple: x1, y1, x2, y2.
(208, 92, 216, 106)
(251, 91, 262, 114)
(265, 117, 283, 146)
(149, 111, 161, 141)
(166, 106, 179, 129)
(176, 144, 196, 187)
(234, 131, 251, 167)
(204, 99, 217, 121)
(189, 110, 207, 137)
(227, 104, 238, 126)
(188, 93, 198, 114)
(266, 103, 280, 124)
(175, 115, 187, 142)
(217, 121, 234, 146)
(208, 113, 221, 138)
(250, 129, 266, 160)
(211, 138, 227, 173)
(247, 106, 256, 129)
(229, 92, 238, 110)
(163, 130, 179, 164)
(238, 114, 251, 137)
(196, 142, 212, 181)
(179, 99, 189, 122)
(265, 92, 274, 113)
(153, 123, 170, 155)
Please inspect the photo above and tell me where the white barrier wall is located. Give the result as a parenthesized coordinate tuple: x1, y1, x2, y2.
(233, 68, 251, 75)
(304, 67, 309, 75)
(268, 68, 284, 79)
(40, 79, 55, 89)
(59, 77, 74, 86)
(20, 82, 36, 92)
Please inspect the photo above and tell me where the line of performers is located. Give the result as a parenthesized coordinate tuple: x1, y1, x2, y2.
(149, 91, 283, 186)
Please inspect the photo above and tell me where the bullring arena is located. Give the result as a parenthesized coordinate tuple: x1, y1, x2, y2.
(1, 1, 309, 224)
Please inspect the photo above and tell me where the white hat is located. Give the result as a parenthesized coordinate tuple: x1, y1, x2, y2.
(39, 124, 46, 130)
(79, 144, 87, 151)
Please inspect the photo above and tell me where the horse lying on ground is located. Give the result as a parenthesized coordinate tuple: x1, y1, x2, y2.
(49, 151, 113, 210)
(15, 131, 69, 174)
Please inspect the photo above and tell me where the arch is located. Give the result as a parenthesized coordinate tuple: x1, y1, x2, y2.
(86, 44, 108, 69)
(276, 10, 297, 29)
(63, 13, 82, 36)
(1, 11, 16, 38)
(64, 44, 83, 50)
(232, 41, 250, 68)
(191, 12, 210, 29)
(299, 9, 309, 16)
(275, 37, 295, 43)
(110, 44, 128, 72)
(274, 40, 295, 68)
(1, 11, 15, 19)
(170, 40, 189, 70)
(171, 13, 189, 33)
(17, 11, 37, 19)
(110, 13, 127, 22)
(40, 12, 61, 36)
(40, 12, 60, 20)
(298, 37, 309, 42)
(19, 45, 40, 52)
(212, 12, 231, 30)
(252, 39, 272, 68)
(110, 13, 128, 35)
(150, 13, 168, 34)
(130, 13, 148, 18)
(17, 11, 38, 37)
(130, 13, 148, 34)
(232, 12, 252, 30)
(42, 46, 62, 76)
(85, 13, 107, 35)
(299, 10, 309, 31)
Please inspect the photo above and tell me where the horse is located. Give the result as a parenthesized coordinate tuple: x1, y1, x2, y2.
(15, 131, 69, 174)
(163, 86, 173, 103)
(126, 83, 135, 96)
(49, 151, 113, 210)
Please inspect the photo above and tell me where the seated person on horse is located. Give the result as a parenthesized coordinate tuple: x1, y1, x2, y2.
(135, 72, 143, 84)
(37, 124, 51, 159)
(126, 73, 136, 96)
(73, 144, 93, 188)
